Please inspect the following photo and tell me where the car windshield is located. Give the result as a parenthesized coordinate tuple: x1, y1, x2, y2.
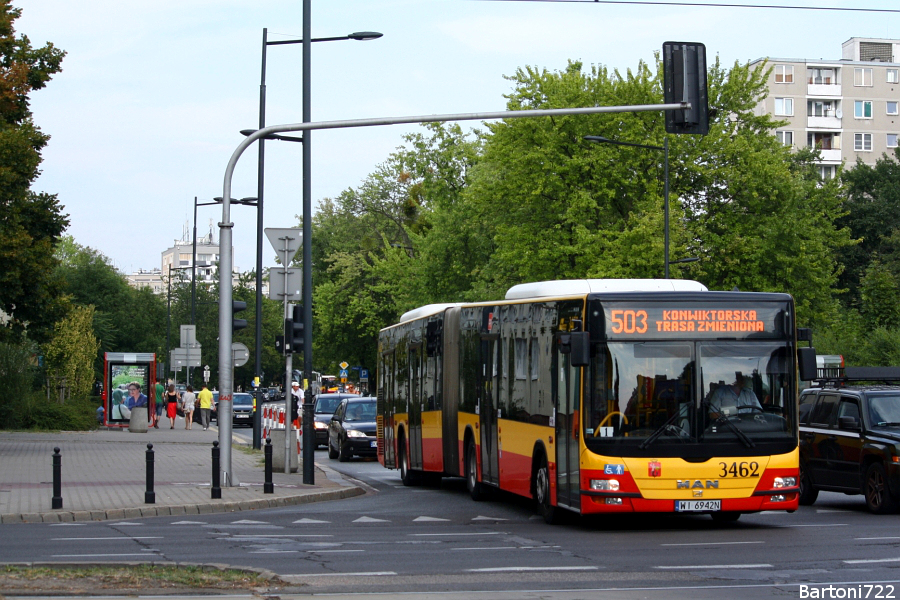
(344, 400, 376, 422)
(315, 397, 342, 414)
(868, 394, 900, 426)
(233, 394, 253, 406)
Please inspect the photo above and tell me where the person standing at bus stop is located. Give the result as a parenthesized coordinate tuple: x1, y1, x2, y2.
(197, 383, 214, 431)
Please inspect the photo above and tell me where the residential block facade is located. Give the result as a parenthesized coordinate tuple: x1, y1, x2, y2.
(752, 37, 900, 179)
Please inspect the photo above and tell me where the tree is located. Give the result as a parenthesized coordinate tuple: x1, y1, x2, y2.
(43, 304, 99, 400)
(837, 148, 900, 307)
(0, 2, 67, 343)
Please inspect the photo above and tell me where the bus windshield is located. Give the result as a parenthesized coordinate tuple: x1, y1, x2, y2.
(585, 340, 795, 456)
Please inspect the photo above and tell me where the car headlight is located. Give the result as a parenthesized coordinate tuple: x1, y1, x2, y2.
(314, 421, 328, 430)
(346, 429, 367, 438)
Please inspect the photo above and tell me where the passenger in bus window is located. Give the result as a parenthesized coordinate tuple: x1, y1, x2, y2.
(708, 371, 762, 417)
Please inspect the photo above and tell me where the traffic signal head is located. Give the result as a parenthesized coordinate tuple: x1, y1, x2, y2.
(663, 42, 709, 135)
(232, 300, 248, 332)
(289, 304, 304, 352)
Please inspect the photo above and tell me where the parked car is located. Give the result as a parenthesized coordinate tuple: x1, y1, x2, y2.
(314, 393, 358, 448)
(799, 367, 900, 513)
(328, 396, 377, 462)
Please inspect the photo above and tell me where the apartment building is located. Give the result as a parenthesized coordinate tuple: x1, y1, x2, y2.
(752, 37, 900, 179)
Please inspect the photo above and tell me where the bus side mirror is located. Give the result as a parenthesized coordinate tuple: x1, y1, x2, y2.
(798, 347, 817, 381)
(570, 332, 590, 367)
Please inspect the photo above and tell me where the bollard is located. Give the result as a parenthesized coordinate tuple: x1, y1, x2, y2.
(264, 437, 274, 494)
(51, 447, 63, 510)
(145, 443, 155, 504)
(211, 440, 221, 499)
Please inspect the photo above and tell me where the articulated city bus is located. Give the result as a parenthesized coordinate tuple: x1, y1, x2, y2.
(376, 279, 815, 523)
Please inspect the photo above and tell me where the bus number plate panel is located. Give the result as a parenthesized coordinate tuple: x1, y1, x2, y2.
(675, 500, 720, 512)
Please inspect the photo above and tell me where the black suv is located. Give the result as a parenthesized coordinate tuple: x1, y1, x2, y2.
(799, 367, 900, 513)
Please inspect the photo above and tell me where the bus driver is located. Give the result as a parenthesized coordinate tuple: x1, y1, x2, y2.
(708, 371, 762, 417)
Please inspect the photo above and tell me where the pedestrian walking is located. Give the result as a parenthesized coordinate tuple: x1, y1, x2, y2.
(197, 383, 214, 430)
(165, 384, 179, 429)
(153, 380, 164, 428)
(181, 385, 197, 430)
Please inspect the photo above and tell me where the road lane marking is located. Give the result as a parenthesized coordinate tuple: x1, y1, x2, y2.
(409, 532, 505, 537)
(467, 566, 597, 572)
(844, 557, 900, 564)
(656, 564, 772, 570)
(856, 537, 900, 541)
(288, 572, 396, 577)
(52, 537, 162, 541)
(52, 553, 158, 557)
(784, 523, 847, 527)
(661, 541, 764, 546)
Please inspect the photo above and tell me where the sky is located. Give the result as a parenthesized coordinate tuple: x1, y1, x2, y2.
(16, 0, 900, 274)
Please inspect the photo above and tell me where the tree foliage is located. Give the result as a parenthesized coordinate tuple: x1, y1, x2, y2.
(0, 2, 67, 343)
(42, 304, 99, 400)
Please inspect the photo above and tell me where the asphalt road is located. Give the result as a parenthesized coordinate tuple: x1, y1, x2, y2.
(4, 439, 900, 599)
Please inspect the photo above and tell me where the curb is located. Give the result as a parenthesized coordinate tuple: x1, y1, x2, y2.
(0, 486, 365, 524)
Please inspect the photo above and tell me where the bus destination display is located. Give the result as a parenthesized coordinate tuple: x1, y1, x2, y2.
(602, 302, 786, 339)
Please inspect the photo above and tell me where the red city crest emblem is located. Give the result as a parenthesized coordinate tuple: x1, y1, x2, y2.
(648, 460, 662, 478)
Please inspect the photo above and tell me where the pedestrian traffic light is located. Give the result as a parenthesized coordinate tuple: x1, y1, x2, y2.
(663, 41, 709, 135)
(275, 335, 287, 354)
(232, 300, 248, 333)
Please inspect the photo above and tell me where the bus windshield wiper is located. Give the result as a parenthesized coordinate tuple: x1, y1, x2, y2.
(640, 408, 690, 449)
(702, 398, 755, 449)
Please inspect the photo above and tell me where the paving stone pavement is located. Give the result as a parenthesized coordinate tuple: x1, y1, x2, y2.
(0, 417, 363, 523)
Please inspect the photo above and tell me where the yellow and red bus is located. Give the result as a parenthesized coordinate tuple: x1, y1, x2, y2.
(377, 279, 814, 523)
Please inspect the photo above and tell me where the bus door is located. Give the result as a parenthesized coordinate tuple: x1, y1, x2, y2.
(479, 308, 500, 486)
(409, 344, 423, 470)
(554, 338, 582, 512)
(378, 350, 396, 469)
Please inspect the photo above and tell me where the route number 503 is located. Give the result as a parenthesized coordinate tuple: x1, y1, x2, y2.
(610, 310, 648, 334)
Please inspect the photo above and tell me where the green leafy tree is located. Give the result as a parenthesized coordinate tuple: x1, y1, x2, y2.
(837, 148, 900, 307)
(0, 2, 68, 343)
(859, 260, 900, 331)
(42, 304, 99, 400)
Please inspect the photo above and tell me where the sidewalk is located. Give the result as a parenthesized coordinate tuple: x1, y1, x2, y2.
(0, 417, 364, 524)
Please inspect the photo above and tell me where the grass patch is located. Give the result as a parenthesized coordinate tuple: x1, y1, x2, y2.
(0, 564, 289, 592)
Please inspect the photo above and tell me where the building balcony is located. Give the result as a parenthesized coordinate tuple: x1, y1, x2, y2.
(808, 115, 842, 129)
(816, 148, 843, 162)
(807, 83, 842, 97)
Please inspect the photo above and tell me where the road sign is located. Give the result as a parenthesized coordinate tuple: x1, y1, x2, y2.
(265, 228, 302, 266)
(339, 361, 349, 370)
(339, 368, 349, 378)
(360, 368, 369, 383)
(267, 267, 302, 301)
(232, 342, 250, 367)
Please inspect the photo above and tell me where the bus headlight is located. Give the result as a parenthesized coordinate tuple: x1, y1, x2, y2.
(606, 497, 623, 505)
(773, 477, 796, 488)
(770, 495, 786, 502)
(590, 479, 620, 491)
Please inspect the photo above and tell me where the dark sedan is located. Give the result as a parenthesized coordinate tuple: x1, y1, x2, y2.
(314, 393, 358, 448)
(328, 397, 377, 462)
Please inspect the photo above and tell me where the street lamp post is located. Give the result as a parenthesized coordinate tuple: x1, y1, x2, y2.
(164, 265, 193, 384)
(244, 26, 382, 452)
(585, 135, 670, 278)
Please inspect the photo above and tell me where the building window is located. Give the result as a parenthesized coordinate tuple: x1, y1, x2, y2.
(855, 100, 873, 119)
(888, 69, 900, 84)
(888, 134, 898, 148)
(807, 68, 835, 85)
(855, 133, 873, 151)
(818, 165, 836, 181)
(775, 65, 793, 83)
(776, 131, 793, 146)
(888, 101, 899, 116)
(775, 97, 793, 116)
(854, 68, 873, 87)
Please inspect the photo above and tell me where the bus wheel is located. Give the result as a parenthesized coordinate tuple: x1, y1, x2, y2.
(399, 437, 418, 486)
(535, 454, 558, 524)
(466, 438, 486, 501)
(865, 463, 897, 514)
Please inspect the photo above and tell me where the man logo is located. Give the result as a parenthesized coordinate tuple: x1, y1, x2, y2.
(676, 480, 719, 489)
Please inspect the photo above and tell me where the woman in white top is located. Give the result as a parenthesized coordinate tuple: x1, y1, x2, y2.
(181, 385, 197, 430)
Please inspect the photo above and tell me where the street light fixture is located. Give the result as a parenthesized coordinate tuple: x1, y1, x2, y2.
(584, 135, 671, 278)
(247, 26, 382, 454)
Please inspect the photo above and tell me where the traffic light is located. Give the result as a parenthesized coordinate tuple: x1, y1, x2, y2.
(663, 42, 709, 135)
(289, 304, 304, 351)
(232, 300, 248, 333)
